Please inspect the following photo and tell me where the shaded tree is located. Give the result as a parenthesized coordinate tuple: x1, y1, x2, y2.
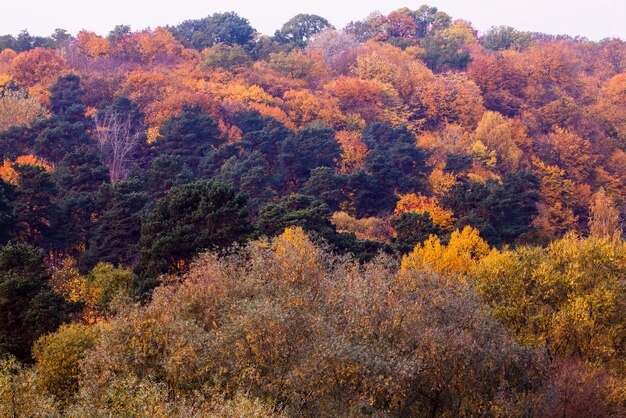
(170, 12, 255, 50)
(274, 14, 333, 49)
(392, 212, 440, 252)
(136, 180, 251, 293)
(0, 243, 67, 361)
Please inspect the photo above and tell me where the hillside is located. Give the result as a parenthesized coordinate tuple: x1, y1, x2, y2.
(0, 5, 625, 416)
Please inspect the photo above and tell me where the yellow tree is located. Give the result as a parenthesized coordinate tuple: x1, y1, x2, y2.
(272, 226, 321, 285)
(472, 234, 626, 365)
(400, 225, 489, 279)
(588, 188, 622, 242)
(471, 110, 524, 172)
(33, 323, 100, 406)
(0, 91, 49, 131)
(335, 130, 369, 174)
(282, 89, 346, 129)
(394, 193, 456, 230)
(532, 157, 579, 238)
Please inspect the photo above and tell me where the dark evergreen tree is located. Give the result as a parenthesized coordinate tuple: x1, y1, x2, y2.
(0, 124, 39, 161)
(49, 74, 85, 117)
(0, 243, 67, 361)
(170, 12, 256, 50)
(362, 123, 429, 193)
(34, 75, 93, 163)
(215, 151, 278, 211)
(80, 181, 149, 271)
(0, 179, 15, 245)
(279, 122, 340, 190)
(129, 155, 194, 199)
(199, 143, 241, 178)
(255, 194, 335, 238)
(343, 170, 397, 218)
(391, 212, 441, 252)
(301, 167, 345, 211)
(34, 120, 92, 163)
(441, 172, 540, 245)
(12, 164, 62, 250)
(153, 105, 223, 172)
(54, 146, 110, 253)
(136, 180, 251, 293)
(273, 14, 333, 49)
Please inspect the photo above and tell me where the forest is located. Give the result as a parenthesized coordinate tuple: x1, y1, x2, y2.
(0, 4, 625, 416)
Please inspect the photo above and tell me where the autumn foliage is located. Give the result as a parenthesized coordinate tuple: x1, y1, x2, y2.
(0, 4, 626, 416)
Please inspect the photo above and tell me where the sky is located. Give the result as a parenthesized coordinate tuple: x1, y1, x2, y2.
(3, 0, 625, 41)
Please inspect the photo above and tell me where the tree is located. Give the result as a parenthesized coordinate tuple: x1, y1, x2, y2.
(472, 234, 626, 364)
(342, 170, 396, 217)
(80, 181, 149, 270)
(170, 12, 256, 50)
(130, 155, 193, 199)
(441, 172, 540, 245)
(54, 146, 110, 252)
(597, 73, 626, 141)
(421, 25, 472, 71)
(0, 243, 67, 361)
(335, 130, 369, 174)
(394, 193, 455, 230)
(153, 105, 223, 172)
(400, 225, 490, 278)
(362, 122, 429, 193)
(306, 29, 358, 74)
(255, 193, 335, 239)
(33, 323, 99, 406)
(48, 73, 86, 119)
(471, 111, 525, 173)
(281, 88, 346, 128)
(94, 101, 145, 182)
(33, 74, 93, 163)
(301, 167, 345, 211)
(531, 158, 579, 239)
(74, 31, 110, 58)
(278, 122, 341, 189)
(201, 43, 252, 71)
(480, 26, 532, 51)
(411, 5, 451, 38)
(136, 180, 251, 292)
(0, 179, 13, 245)
(11, 163, 62, 249)
(214, 151, 277, 211)
(588, 188, 621, 242)
(34, 117, 92, 163)
(467, 52, 527, 117)
(274, 14, 333, 49)
(10, 47, 66, 90)
(391, 212, 441, 251)
(0, 90, 49, 132)
(107, 24, 131, 42)
(0, 356, 56, 415)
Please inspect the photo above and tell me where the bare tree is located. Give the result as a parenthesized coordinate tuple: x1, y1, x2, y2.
(94, 110, 144, 182)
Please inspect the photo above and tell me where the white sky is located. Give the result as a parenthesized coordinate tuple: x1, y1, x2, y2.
(2, 0, 625, 41)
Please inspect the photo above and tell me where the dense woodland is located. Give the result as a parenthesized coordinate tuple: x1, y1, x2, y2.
(0, 4, 625, 416)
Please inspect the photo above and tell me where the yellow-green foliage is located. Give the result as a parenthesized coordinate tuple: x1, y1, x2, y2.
(33, 323, 100, 406)
(472, 233, 626, 365)
(87, 262, 133, 312)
